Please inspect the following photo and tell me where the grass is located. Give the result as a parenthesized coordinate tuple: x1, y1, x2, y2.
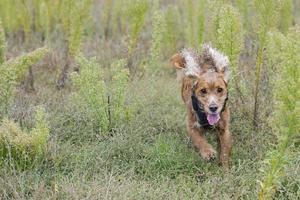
(2, 75, 296, 199)
(0, 0, 299, 199)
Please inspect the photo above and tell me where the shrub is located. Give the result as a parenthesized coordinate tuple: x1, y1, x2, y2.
(124, 0, 148, 57)
(0, 47, 48, 117)
(164, 5, 182, 54)
(205, 0, 223, 44)
(0, 107, 50, 168)
(216, 4, 243, 97)
(101, 0, 114, 40)
(70, 55, 130, 135)
(0, 0, 18, 33)
(60, 0, 92, 56)
(71, 56, 109, 132)
(279, 0, 293, 34)
(0, 20, 5, 65)
(108, 59, 130, 126)
(258, 27, 300, 199)
(184, 0, 206, 47)
(18, 1, 33, 45)
(149, 10, 166, 74)
(234, 0, 252, 31)
(39, 1, 51, 44)
(56, 0, 93, 89)
(253, 0, 281, 127)
(69, 0, 92, 56)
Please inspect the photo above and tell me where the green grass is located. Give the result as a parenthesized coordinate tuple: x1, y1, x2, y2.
(1, 75, 298, 199)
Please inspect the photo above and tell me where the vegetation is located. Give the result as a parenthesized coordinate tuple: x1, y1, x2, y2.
(216, 4, 243, 98)
(0, 107, 49, 168)
(259, 27, 300, 200)
(70, 56, 129, 134)
(0, 0, 299, 199)
(149, 10, 166, 73)
(0, 20, 5, 64)
(125, 0, 148, 59)
(252, 0, 281, 127)
(0, 47, 48, 116)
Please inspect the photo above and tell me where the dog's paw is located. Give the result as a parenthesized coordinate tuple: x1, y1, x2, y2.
(200, 147, 217, 161)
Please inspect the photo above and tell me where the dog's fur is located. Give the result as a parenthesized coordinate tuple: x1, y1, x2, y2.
(170, 44, 232, 168)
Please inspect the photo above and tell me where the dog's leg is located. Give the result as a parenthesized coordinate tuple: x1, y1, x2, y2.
(218, 128, 232, 169)
(187, 123, 216, 161)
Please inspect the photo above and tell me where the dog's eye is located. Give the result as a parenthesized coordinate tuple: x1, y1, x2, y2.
(217, 88, 223, 93)
(200, 88, 207, 94)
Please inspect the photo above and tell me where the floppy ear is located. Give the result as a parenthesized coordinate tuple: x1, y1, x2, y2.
(170, 53, 185, 69)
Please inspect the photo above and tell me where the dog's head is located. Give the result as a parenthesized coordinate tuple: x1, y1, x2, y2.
(171, 44, 230, 125)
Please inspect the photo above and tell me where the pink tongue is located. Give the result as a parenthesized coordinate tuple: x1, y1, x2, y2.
(207, 114, 220, 125)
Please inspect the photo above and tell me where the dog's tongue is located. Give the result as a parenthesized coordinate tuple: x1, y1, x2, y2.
(207, 114, 220, 125)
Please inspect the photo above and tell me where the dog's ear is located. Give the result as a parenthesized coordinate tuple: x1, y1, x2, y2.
(220, 65, 230, 84)
(201, 43, 230, 83)
(170, 53, 186, 69)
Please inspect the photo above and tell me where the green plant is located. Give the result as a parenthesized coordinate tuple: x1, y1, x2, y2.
(253, 0, 281, 127)
(279, 0, 293, 34)
(0, 106, 49, 167)
(0, 47, 48, 117)
(18, 1, 33, 45)
(234, 0, 252, 31)
(57, 0, 93, 89)
(258, 27, 300, 199)
(71, 55, 109, 132)
(216, 4, 243, 98)
(0, 20, 5, 65)
(111, 0, 126, 37)
(69, 0, 92, 56)
(205, 0, 223, 44)
(101, 0, 114, 40)
(59, 0, 92, 56)
(71, 55, 130, 134)
(149, 10, 166, 74)
(184, 0, 206, 47)
(125, 0, 148, 57)
(164, 5, 181, 54)
(39, 1, 51, 44)
(108, 59, 130, 126)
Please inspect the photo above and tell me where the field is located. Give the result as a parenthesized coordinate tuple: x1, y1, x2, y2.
(0, 0, 299, 199)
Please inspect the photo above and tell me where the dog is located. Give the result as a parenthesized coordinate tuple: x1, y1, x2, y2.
(170, 44, 232, 169)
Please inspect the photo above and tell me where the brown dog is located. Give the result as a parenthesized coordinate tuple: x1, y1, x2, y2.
(170, 44, 232, 168)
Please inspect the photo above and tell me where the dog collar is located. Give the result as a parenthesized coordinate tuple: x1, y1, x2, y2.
(191, 89, 228, 129)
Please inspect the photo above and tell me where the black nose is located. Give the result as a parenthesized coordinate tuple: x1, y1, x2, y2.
(209, 105, 218, 112)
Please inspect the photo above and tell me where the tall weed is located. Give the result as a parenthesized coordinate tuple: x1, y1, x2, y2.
(0, 20, 5, 64)
(0, 47, 48, 117)
(149, 10, 166, 74)
(216, 4, 244, 98)
(71, 55, 130, 135)
(124, 0, 148, 57)
(258, 27, 300, 199)
(253, 0, 281, 127)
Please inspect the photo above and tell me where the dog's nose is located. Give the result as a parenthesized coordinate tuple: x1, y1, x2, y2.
(209, 105, 218, 113)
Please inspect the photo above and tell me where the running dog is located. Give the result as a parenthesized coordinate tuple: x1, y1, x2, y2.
(170, 44, 232, 168)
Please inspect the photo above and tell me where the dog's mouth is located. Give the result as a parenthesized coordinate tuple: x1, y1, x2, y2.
(207, 113, 220, 125)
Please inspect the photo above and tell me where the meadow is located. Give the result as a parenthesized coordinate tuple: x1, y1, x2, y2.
(0, 0, 299, 199)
